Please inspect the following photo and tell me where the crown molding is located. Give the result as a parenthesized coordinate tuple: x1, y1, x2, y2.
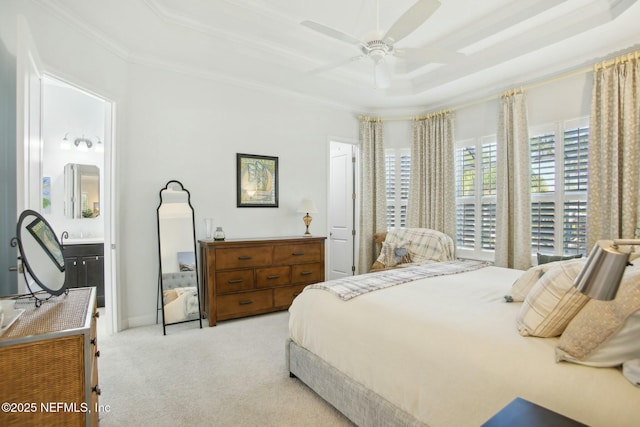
(35, 0, 131, 62)
(32, 0, 366, 113)
(126, 53, 361, 113)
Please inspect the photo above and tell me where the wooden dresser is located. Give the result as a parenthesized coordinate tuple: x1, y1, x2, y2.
(0, 288, 100, 427)
(200, 236, 326, 326)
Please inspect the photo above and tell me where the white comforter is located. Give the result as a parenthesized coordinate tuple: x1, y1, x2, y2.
(289, 266, 639, 426)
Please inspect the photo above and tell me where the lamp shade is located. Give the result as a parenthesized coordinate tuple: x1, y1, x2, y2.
(297, 198, 318, 214)
(573, 240, 629, 300)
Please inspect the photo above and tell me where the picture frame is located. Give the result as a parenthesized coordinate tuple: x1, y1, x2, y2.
(236, 153, 279, 207)
(26, 217, 65, 272)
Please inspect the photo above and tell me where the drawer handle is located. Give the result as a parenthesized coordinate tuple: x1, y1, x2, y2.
(95, 350, 101, 358)
(292, 252, 305, 256)
(300, 271, 313, 276)
(94, 311, 100, 319)
(267, 275, 280, 280)
(238, 255, 253, 260)
(92, 385, 101, 396)
(239, 300, 253, 305)
(90, 338, 97, 345)
(228, 279, 244, 284)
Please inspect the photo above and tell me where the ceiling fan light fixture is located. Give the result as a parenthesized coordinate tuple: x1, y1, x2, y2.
(301, 0, 444, 89)
(374, 59, 391, 89)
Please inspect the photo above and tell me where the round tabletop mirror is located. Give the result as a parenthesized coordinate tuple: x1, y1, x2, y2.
(14, 209, 67, 298)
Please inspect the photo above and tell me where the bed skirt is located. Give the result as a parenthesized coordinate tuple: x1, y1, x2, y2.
(286, 339, 425, 427)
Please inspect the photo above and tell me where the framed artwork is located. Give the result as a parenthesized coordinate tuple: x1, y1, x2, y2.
(236, 153, 279, 207)
(42, 176, 52, 213)
(26, 217, 65, 272)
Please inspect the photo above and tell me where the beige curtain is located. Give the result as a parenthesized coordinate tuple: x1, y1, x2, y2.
(358, 117, 386, 273)
(407, 111, 456, 240)
(588, 54, 640, 251)
(496, 91, 531, 270)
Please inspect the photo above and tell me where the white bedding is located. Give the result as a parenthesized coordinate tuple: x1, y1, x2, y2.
(288, 266, 640, 426)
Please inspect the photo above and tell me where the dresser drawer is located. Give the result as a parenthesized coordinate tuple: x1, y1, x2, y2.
(292, 262, 324, 284)
(274, 284, 307, 308)
(216, 270, 255, 294)
(256, 266, 291, 288)
(273, 243, 322, 265)
(216, 290, 273, 319)
(216, 246, 272, 270)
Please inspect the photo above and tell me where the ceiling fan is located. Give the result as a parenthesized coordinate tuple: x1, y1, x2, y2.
(301, 0, 461, 89)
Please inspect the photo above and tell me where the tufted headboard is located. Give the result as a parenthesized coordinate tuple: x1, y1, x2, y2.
(161, 271, 197, 290)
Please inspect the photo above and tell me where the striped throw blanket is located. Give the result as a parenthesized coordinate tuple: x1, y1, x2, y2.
(309, 259, 490, 301)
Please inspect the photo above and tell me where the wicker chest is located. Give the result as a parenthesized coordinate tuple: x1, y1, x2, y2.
(0, 287, 100, 427)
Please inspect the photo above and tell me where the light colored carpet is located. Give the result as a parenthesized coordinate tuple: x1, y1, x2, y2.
(97, 311, 353, 427)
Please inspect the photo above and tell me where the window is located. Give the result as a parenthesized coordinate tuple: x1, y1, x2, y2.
(454, 117, 589, 260)
(530, 131, 556, 254)
(454, 137, 497, 258)
(530, 119, 589, 256)
(385, 149, 411, 230)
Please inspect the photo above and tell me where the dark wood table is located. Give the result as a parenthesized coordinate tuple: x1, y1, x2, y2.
(482, 397, 588, 427)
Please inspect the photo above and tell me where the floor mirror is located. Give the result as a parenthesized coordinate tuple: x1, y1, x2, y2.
(156, 180, 203, 335)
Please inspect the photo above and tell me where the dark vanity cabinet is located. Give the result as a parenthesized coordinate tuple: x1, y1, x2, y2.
(63, 243, 105, 307)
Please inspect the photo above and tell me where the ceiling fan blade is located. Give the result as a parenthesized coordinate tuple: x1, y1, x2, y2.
(394, 46, 464, 64)
(301, 21, 365, 47)
(383, 0, 441, 44)
(304, 55, 366, 75)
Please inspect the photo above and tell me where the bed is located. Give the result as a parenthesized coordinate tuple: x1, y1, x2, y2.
(287, 262, 640, 426)
(161, 271, 200, 324)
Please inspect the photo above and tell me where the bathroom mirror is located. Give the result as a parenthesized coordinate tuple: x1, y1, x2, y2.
(156, 180, 202, 335)
(12, 209, 67, 305)
(64, 163, 100, 219)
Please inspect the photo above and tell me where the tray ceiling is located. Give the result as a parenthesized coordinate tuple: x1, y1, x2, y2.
(40, 0, 640, 113)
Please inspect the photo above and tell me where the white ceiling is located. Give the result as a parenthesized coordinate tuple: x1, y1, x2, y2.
(41, 0, 640, 113)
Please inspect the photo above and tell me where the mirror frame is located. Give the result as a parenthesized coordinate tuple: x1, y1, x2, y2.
(64, 163, 101, 219)
(156, 180, 203, 335)
(12, 209, 67, 304)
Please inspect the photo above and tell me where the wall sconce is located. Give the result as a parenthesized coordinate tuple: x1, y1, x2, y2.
(61, 132, 103, 152)
(297, 198, 318, 236)
(573, 239, 640, 300)
(573, 238, 640, 386)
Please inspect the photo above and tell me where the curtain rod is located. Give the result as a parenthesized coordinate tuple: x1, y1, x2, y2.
(364, 48, 640, 122)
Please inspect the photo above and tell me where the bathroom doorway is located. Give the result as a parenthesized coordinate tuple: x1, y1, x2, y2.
(41, 75, 117, 335)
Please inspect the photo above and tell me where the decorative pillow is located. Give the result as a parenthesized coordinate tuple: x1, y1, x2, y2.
(556, 267, 640, 367)
(507, 260, 570, 303)
(536, 252, 583, 265)
(376, 240, 412, 268)
(556, 311, 640, 367)
(516, 259, 588, 337)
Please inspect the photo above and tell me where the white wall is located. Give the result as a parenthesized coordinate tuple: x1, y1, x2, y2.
(122, 63, 357, 325)
(1, 0, 358, 329)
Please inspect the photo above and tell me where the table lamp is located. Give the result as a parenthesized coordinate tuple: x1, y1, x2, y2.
(297, 198, 318, 236)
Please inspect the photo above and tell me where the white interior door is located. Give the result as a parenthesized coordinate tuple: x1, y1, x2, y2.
(16, 17, 42, 215)
(328, 141, 357, 279)
(15, 17, 43, 294)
